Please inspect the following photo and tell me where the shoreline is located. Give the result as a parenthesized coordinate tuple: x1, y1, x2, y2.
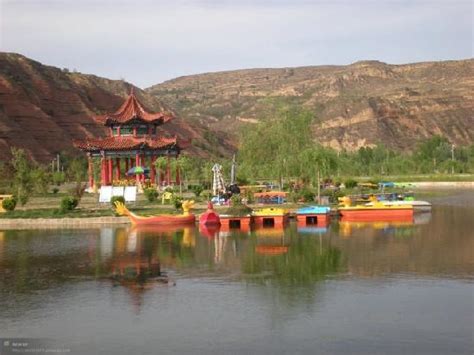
(410, 181, 474, 188)
(0, 182, 472, 227)
(0, 216, 130, 229)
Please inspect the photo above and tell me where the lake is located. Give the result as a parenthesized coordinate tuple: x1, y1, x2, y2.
(0, 190, 473, 354)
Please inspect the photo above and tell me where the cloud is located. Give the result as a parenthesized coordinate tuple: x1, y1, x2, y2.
(1, 0, 472, 87)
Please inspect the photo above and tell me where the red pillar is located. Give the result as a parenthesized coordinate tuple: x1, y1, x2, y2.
(108, 158, 113, 185)
(150, 155, 156, 185)
(101, 157, 107, 186)
(141, 155, 146, 182)
(115, 158, 121, 181)
(88, 156, 94, 189)
(135, 153, 140, 185)
(160, 171, 165, 186)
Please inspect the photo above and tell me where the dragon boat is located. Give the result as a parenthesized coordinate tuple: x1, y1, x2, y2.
(114, 200, 196, 226)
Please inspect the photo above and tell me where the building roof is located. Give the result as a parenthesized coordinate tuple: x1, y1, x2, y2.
(97, 93, 174, 125)
(73, 136, 179, 152)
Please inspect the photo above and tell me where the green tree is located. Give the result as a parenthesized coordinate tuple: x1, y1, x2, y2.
(31, 166, 50, 194)
(68, 157, 87, 199)
(10, 147, 34, 205)
(154, 157, 168, 185)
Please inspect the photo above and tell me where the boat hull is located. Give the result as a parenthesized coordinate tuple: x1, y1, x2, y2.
(366, 200, 431, 212)
(339, 207, 413, 222)
(129, 214, 196, 226)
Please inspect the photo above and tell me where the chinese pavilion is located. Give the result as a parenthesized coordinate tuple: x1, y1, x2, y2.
(74, 91, 185, 188)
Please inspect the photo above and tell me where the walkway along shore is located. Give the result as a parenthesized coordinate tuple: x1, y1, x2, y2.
(0, 216, 130, 229)
(411, 181, 474, 188)
(0, 181, 473, 229)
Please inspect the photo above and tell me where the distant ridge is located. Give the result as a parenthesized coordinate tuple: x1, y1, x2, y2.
(0, 52, 472, 163)
(0, 52, 232, 162)
(147, 58, 474, 151)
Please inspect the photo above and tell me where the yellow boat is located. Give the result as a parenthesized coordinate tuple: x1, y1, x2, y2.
(252, 207, 288, 228)
(338, 196, 413, 221)
(252, 207, 287, 216)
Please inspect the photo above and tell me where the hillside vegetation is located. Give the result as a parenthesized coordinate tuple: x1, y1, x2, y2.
(148, 59, 474, 151)
(0, 53, 230, 163)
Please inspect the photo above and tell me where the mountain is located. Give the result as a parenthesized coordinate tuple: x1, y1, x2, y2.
(0, 53, 231, 163)
(1, 53, 473, 164)
(147, 59, 474, 151)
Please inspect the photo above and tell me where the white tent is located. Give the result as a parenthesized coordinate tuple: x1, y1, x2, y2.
(212, 163, 225, 196)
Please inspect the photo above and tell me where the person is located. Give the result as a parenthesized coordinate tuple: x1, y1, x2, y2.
(229, 184, 240, 194)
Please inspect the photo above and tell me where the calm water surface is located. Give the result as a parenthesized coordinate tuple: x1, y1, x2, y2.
(0, 191, 473, 354)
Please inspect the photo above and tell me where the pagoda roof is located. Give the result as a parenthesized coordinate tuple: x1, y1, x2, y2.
(97, 93, 174, 125)
(73, 136, 180, 152)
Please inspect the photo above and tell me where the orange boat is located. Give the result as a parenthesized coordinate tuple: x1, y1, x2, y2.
(339, 206, 414, 221)
(338, 196, 413, 222)
(114, 200, 196, 226)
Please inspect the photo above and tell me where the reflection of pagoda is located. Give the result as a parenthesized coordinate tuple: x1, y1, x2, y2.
(108, 229, 169, 312)
(74, 90, 186, 187)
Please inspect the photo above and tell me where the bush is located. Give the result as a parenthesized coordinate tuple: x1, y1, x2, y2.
(2, 197, 17, 211)
(289, 188, 315, 203)
(172, 195, 183, 210)
(321, 188, 345, 203)
(344, 179, 358, 189)
(201, 191, 212, 201)
(60, 196, 79, 212)
(52, 171, 66, 186)
(144, 187, 158, 202)
(242, 189, 255, 204)
(111, 196, 125, 208)
(223, 204, 253, 216)
(52, 187, 59, 194)
(230, 194, 242, 205)
(300, 189, 315, 202)
(189, 185, 204, 197)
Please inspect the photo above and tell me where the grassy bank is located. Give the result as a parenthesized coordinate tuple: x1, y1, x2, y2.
(353, 174, 474, 182)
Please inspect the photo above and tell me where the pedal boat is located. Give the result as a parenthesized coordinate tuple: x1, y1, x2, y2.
(252, 207, 288, 228)
(338, 196, 413, 221)
(296, 205, 331, 226)
(365, 200, 431, 212)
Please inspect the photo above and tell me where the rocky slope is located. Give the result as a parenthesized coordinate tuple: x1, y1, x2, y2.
(148, 59, 474, 151)
(1, 53, 472, 164)
(0, 53, 230, 163)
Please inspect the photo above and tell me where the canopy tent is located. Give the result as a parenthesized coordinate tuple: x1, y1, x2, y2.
(230, 154, 237, 185)
(126, 166, 150, 176)
(212, 163, 225, 196)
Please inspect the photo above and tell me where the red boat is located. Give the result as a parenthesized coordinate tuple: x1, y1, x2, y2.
(199, 202, 221, 226)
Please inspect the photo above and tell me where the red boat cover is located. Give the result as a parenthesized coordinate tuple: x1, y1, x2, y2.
(199, 202, 221, 225)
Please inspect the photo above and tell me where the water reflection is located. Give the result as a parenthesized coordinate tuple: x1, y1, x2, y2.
(242, 225, 343, 286)
(0, 203, 472, 314)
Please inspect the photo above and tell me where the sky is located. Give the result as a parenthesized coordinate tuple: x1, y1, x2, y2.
(1, 0, 472, 88)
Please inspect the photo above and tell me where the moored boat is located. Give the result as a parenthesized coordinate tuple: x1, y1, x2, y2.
(296, 205, 331, 226)
(338, 204, 414, 221)
(114, 200, 196, 226)
(338, 196, 413, 222)
(252, 207, 288, 227)
(199, 202, 221, 226)
(365, 200, 431, 212)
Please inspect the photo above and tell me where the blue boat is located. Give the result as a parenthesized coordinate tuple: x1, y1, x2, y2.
(297, 226, 329, 234)
(296, 205, 331, 215)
